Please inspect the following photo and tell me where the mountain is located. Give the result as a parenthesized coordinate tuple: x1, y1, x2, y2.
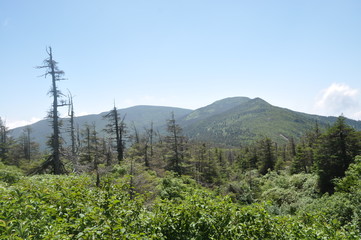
(10, 106, 192, 151)
(180, 97, 251, 125)
(9, 97, 361, 150)
(181, 97, 361, 146)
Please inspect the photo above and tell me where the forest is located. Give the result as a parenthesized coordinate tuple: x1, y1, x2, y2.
(1, 49, 361, 239)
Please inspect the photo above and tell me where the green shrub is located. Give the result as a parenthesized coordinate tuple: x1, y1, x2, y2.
(158, 172, 197, 201)
(0, 163, 23, 184)
(260, 171, 319, 215)
(0, 172, 359, 239)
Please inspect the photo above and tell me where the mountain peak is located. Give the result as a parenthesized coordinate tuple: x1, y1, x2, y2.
(182, 96, 251, 122)
(247, 97, 271, 106)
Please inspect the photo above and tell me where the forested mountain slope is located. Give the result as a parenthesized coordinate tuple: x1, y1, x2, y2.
(9, 97, 361, 150)
(181, 97, 361, 146)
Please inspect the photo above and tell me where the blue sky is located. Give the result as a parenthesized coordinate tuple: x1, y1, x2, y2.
(1, 0, 361, 128)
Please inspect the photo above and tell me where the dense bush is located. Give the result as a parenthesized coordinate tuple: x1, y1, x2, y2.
(0, 163, 23, 185)
(260, 171, 319, 215)
(1, 173, 359, 239)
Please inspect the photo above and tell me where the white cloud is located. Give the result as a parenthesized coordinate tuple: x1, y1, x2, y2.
(7, 117, 42, 129)
(315, 83, 360, 119)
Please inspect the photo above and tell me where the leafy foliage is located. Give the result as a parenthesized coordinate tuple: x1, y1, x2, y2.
(0, 163, 23, 185)
(2, 101, 361, 239)
(1, 173, 359, 239)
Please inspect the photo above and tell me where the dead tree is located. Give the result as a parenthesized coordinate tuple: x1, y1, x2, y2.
(142, 121, 155, 169)
(91, 124, 100, 187)
(0, 117, 8, 161)
(146, 121, 154, 158)
(104, 106, 126, 164)
(67, 91, 78, 172)
(36, 47, 67, 174)
(165, 112, 185, 176)
(21, 126, 32, 161)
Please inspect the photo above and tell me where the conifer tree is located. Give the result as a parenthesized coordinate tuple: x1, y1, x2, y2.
(257, 137, 276, 175)
(290, 142, 310, 174)
(316, 116, 361, 194)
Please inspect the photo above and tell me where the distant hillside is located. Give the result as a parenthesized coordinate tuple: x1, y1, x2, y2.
(9, 97, 361, 150)
(181, 97, 361, 146)
(180, 97, 251, 125)
(10, 106, 192, 151)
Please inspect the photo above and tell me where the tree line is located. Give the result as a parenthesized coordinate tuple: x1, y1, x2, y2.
(1, 48, 361, 196)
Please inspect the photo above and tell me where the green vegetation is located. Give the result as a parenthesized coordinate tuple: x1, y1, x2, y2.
(10, 97, 361, 151)
(1, 171, 360, 239)
(3, 47, 361, 238)
(182, 98, 361, 146)
(1, 115, 361, 238)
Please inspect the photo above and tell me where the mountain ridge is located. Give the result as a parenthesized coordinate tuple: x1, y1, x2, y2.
(181, 97, 361, 146)
(9, 97, 361, 150)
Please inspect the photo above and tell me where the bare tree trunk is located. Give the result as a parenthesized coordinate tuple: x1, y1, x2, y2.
(68, 92, 78, 172)
(129, 158, 134, 200)
(166, 112, 184, 175)
(92, 124, 100, 187)
(49, 48, 62, 174)
(104, 106, 126, 164)
(36, 47, 67, 174)
(0, 118, 8, 161)
(149, 121, 154, 157)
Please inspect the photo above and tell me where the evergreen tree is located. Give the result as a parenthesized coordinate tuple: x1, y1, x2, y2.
(315, 116, 361, 194)
(290, 142, 310, 174)
(288, 137, 296, 158)
(257, 137, 276, 175)
(290, 122, 322, 174)
(244, 146, 258, 170)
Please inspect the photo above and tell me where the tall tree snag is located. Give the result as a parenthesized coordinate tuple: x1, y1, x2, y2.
(165, 112, 185, 175)
(104, 105, 126, 164)
(67, 91, 78, 172)
(37, 47, 67, 174)
(0, 118, 9, 162)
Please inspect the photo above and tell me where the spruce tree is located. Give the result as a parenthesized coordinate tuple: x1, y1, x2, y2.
(315, 116, 361, 194)
(257, 137, 276, 175)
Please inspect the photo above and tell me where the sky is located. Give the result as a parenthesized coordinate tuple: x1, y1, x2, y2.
(1, 0, 361, 129)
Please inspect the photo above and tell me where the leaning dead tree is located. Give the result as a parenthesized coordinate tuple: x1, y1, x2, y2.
(34, 47, 68, 174)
